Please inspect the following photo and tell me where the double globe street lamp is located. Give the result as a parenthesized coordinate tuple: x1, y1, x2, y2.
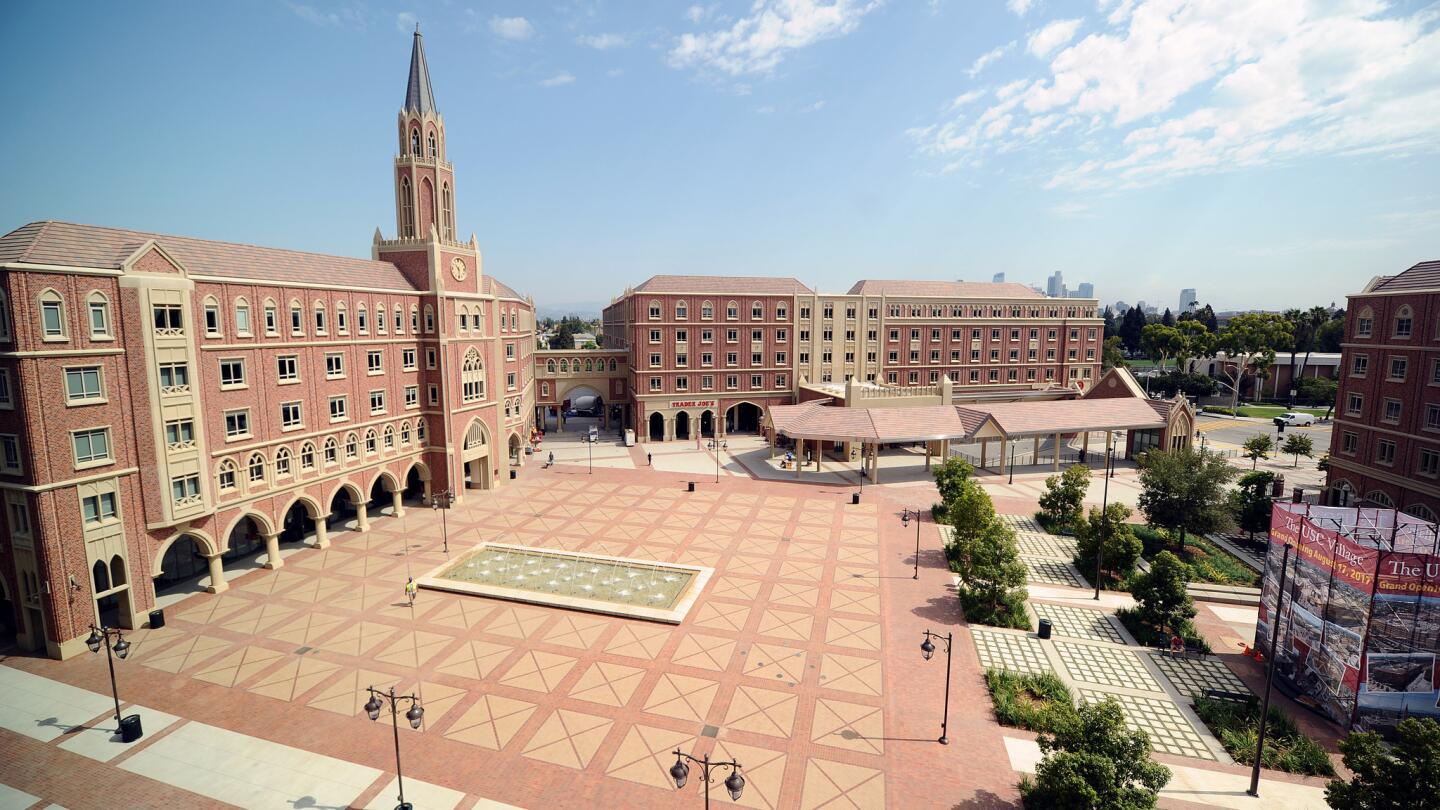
(430, 489, 455, 553)
(364, 685, 425, 810)
(920, 629, 954, 745)
(901, 508, 923, 580)
(706, 438, 727, 483)
(670, 749, 745, 808)
(85, 624, 131, 736)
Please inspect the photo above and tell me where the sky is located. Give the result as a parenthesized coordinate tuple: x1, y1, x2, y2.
(1, 0, 1437, 314)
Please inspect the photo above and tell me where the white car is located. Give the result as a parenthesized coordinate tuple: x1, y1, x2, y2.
(1274, 412, 1317, 427)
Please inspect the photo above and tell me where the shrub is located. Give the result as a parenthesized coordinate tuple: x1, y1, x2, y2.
(1038, 464, 1091, 534)
(1131, 551, 1197, 638)
(961, 583, 1032, 631)
(1191, 696, 1335, 777)
(985, 668, 1076, 733)
(1133, 525, 1259, 587)
(1113, 606, 1210, 653)
(1021, 698, 1170, 810)
(1072, 502, 1144, 587)
(1327, 717, 1440, 810)
(1204, 406, 1235, 415)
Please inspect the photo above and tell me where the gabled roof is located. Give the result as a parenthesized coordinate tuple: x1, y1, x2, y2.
(845, 279, 1046, 299)
(0, 221, 419, 290)
(955, 398, 1166, 437)
(631, 275, 814, 295)
(1368, 260, 1440, 293)
(404, 27, 438, 116)
(484, 275, 525, 301)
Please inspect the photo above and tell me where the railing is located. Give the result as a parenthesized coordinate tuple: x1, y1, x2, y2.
(160, 384, 191, 396)
(154, 327, 184, 338)
(173, 494, 203, 507)
(167, 440, 196, 451)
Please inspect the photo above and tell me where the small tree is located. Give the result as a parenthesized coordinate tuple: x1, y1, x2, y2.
(1073, 502, 1143, 587)
(1228, 471, 1275, 543)
(945, 480, 998, 582)
(1281, 434, 1314, 468)
(1325, 717, 1440, 810)
(1131, 551, 1196, 637)
(965, 516, 1028, 610)
(1242, 434, 1274, 469)
(1038, 464, 1091, 533)
(933, 456, 975, 512)
(1022, 698, 1171, 809)
(1136, 447, 1238, 551)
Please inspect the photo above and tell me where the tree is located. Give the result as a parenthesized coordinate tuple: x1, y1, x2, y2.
(1022, 698, 1171, 810)
(1103, 336, 1128, 370)
(1161, 307, 1175, 327)
(1103, 306, 1118, 340)
(1037, 464, 1091, 533)
(1136, 447, 1237, 550)
(932, 456, 976, 511)
(1325, 717, 1440, 810)
(1242, 434, 1274, 469)
(1173, 320, 1214, 374)
(1295, 305, 1331, 385)
(1282, 433, 1314, 467)
(1228, 471, 1275, 543)
(1296, 376, 1337, 412)
(965, 516, 1029, 612)
(1073, 502, 1144, 586)
(1315, 315, 1345, 352)
(1131, 550, 1196, 636)
(1119, 306, 1147, 353)
(1140, 324, 1186, 393)
(1216, 313, 1292, 412)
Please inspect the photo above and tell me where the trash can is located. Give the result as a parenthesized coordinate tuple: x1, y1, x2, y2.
(120, 713, 143, 743)
(1292, 487, 1304, 503)
(1271, 475, 1285, 497)
(1037, 619, 1053, 640)
(509, 469, 517, 480)
(148, 608, 165, 630)
(851, 493, 860, 505)
(687, 481, 696, 492)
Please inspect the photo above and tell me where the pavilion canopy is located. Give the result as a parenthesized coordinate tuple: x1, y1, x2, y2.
(767, 400, 970, 443)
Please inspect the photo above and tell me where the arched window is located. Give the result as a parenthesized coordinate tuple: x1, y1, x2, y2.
(275, 447, 293, 477)
(394, 305, 403, 333)
(1395, 305, 1414, 339)
(1356, 306, 1374, 338)
(0, 289, 11, 340)
(323, 438, 338, 465)
(585, 359, 594, 372)
(289, 299, 303, 335)
(345, 434, 359, 461)
(248, 452, 266, 485)
(80, 291, 111, 339)
(560, 359, 569, 372)
(357, 304, 368, 333)
(110, 555, 126, 587)
(93, 560, 110, 594)
(427, 131, 437, 158)
(400, 177, 415, 238)
(375, 301, 387, 333)
(300, 442, 316, 470)
(441, 182, 454, 241)
(401, 423, 412, 444)
(364, 429, 377, 455)
(411, 304, 420, 333)
(547, 359, 556, 373)
(726, 300, 738, 320)
(609, 359, 617, 371)
(410, 128, 421, 156)
(676, 300, 688, 319)
(217, 460, 238, 491)
(1365, 490, 1395, 508)
(383, 425, 395, 449)
(263, 298, 278, 335)
(462, 349, 485, 402)
(201, 295, 221, 335)
(751, 301, 763, 320)
(648, 300, 662, 319)
(232, 296, 250, 336)
(314, 300, 327, 333)
(416, 419, 427, 442)
(701, 301, 713, 320)
(336, 301, 348, 333)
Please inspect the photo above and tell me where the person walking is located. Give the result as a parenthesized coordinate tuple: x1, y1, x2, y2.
(647, 452, 652, 467)
(547, 451, 554, 467)
(405, 576, 417, 607)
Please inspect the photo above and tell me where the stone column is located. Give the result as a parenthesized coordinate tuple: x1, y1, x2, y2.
(872, 445, 881, 484)
(356, 502, 370, 533)
(980, 440, 988, 470)
(262, 532, 284, 570)
(1053, 432, 1061, 470)
(205, 553, 229, 594)
(1082, 430, 1090, 460)
(314, 518, 330, 549)
(391, 488, 406, 518)
(796, 438, 804, 479)
(999, 438, 1008, 474)
(1034, 436, 1042, 465)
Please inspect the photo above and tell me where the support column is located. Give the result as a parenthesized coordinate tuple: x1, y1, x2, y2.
(925, 444, 932, 470)
(205, 553, 229, 594)
(796, 439, 804, 479)
(1034, 436, 1042, 466)
(1053, 432, 1061, 471)
(558, 409, 565, 432)
(999, 437, 1008, 474)
(391, 488, 406, 518)
(355, 502, 371, 533)
(980, 439, 988, 470)
(872, 445, 881, 484)
(262, 532, 284, 570)
(314, 518, 330, 549)
(1082, 430, 1090, 461)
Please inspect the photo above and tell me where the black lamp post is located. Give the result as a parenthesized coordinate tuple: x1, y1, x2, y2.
(1249, 542, 1293, 798)
(365, 685, 425, 810)
(901, 508, 922, 580)
(1008, 444, 1015, 484)
(430, 489, 454, 554)
(920, 629, 953, 744)
(670, 749, 744, 808)
(1095, 440, 1115, 601)
(707, 439, 727, 483)
(85, 624, 130, 732)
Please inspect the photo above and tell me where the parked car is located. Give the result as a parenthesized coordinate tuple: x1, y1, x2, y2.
(1274, 412, 1317, 427)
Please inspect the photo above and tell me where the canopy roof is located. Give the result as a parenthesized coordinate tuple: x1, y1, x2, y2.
(770, 397, 1169, 444)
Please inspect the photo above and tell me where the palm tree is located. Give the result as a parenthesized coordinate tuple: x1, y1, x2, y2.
(1282, 308, 1305, 406)
(1297, 305, 1331, 384)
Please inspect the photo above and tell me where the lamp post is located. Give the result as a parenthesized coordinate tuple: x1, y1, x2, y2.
(707, 439, 727, 483)
(920, 630, 953, 744)
(901, 508, 922, 580)
(670, 749, 745, 808)
(1008, 444, 1015, 484)
(1248, 542, 1293, 798)
(1095, 439, 1114, 601)
(364, 685, 425, 810)
(430, 489, 454, 554)
(85, 624, 130, 732)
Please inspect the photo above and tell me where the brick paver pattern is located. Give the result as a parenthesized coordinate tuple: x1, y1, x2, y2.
(1015, 532, 1077, 560)
(1150, 654, 1252, 703)
(1032, 603, 1127, 645)
(1053, 641, 1162, 692)
(1078, 689, 1216, 760)
(1020, 557, 1088, 588)
(971, 629, 1049, 675)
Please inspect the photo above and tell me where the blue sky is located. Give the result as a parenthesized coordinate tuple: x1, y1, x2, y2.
(1, 0, 1436, 313)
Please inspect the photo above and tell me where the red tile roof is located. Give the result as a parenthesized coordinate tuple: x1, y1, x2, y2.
(770, 402, 970, 442)
(631, 275, 814, 295)
(956, 398, 1165, 436)
(1369, 260, 1440, 292)
(845, 280, 1047, 298)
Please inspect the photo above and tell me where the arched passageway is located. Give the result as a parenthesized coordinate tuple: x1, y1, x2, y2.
(700, 410, 715, 438)
(369, 477, 392, 516)
(649, 412, 665, 442)
(508, 433, 522, 465)
(404, 465, 428, 502)
(154, 533, 215, 599)
(329, 487, 360, 531)
(281, 501, 317, 544)
(676, 411, 691, 441)
(462, 420, 492, 490)
(226, 516, 266, 562)
(726, 402, 762, 434)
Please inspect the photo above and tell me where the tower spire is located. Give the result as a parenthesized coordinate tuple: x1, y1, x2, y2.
(404, 25, 437, 115)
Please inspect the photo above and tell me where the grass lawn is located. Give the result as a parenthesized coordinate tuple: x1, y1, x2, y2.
(1134, 525, 1260, 587)
(985, 669, 1076, 733)
(1191, 696, 1336, 776)
(1232, 405, 1328, 419)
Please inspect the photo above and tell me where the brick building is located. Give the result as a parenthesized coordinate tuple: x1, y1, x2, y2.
(0, 30, 535, 657)
(602, 276, 1103, 442)
(1325, 260, 1440, 521)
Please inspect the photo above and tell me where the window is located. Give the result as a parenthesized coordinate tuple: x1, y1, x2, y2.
(506, 372, 516, 389)
(1421, 449, 1440, 477)
(364, 430, 377, 454)
(376, 303, 387, 333)
(416, 420, 426, 442)
(264, 300, 278, 334)
(300, 442, 316, 470)
(650, 377, 662, 391)
(1356, 310, 1373, 337)
(751, 374, 763, 389)
(281, 402, 303, 429)
(219, 359, 245, 387)
(73, 428, 111, 466)
(1383, 399, 1401, 423)
(1341, 432, 1358, 454)
(395, 306, 403, 332)
(234, 300, 251, 335)
(1388, 357, 1407, 381)
(676, 301, 688, 319)
(314, 302, 327, 333)
(326, 353, 344, 378)
(648, 301, 661, 319)
(675, 376, 688, 391)
(329, 396, 348, 421)
(1351, 355, 1369, 377)
(275, 447, 292, 477)
(1376, 439, 1396, 465)
(506, 343, 515, 359)
(367, 351, 383, 374)
(1394, 307, 1413, 338)
(357, 305, 368, 333)
(171, 473, 201, 504)
(0, 370, 12, 409)
(88, 294, 111, 338)
(277, 355, 298, 382)
(402, 348, 417, 370)
(0, 436, 20, 473)
(290, 301, 303, 335)
(324, 438, 338, 465)
(336, 303, 348, 333)
(224, 410, 250, 438)
(463, 349, 486, 401)
(204, 298, 221, 335)
(166, 419, 195, 448)
(82, 491, 117, 524)
(1347, 393, 1363, 416)
(405, 385, 418, 407)
(40, 291, 65, 338)
(153, 303, 183, 332)
(65, 366, 104, 402)
(701, 301, 714, 319)
(345, 434, 358, 460)
(248, 453, 266, 484)
(218, 461, 237, 491)
(727, 329, 738, 343)
(1428, 404, 1440, 431)
(369, 390, 386, 414)
(158, 362, 189, 392)
(726, 301, 738, 320)
(726, 375, 738, 390)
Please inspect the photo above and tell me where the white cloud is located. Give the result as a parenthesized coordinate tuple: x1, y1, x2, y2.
(1026, 18, 1081, 58)
(912, 1, 1440, 191)
(966, 41, 1014, 78)
(668, 0, 884, 76)
(578, 32, 631, 49)
(288, 3, 366, 29)
(539, 72, 576, 87)
(801, 99, 827, 112)
(1049, 201, 1092, 217)
(606, 68, 626, 78)
(686, 4, 716, 23)
(1007, 0, 1036, 15)
(395, 12, 417, 33)
(490, 15, 535, 41)
(949, 88, 986, 109)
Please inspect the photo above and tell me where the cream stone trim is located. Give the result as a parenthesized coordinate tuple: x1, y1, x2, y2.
(0, 262, 121, 276)
(1326, 456, 1440, 497)
(0, 466, 139, 494)
(0, 348, 126, 359)
(187, 275, 424, 295)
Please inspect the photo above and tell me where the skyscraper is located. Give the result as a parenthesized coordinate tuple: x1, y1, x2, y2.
(1046, 271, 1064, 298)
(1077, 282, 1094, 298)
(992, 272, 1005, 283)
(1179, 288, 1197, 312)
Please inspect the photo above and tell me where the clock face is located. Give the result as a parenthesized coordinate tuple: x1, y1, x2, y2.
(450, 257, 468, 281)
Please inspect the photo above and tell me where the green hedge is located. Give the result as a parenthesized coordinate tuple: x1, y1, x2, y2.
(1114, 606, 1211, 654)
(986, 668, 1076, 733)
(1132, 525, 1259, 587)
(961, 587, 1032, 631)
(1191, 696, 1335, 777)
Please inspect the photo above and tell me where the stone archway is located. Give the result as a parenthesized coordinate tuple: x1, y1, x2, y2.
(676, 411, 692, 441)
(280, 496, 323, 545)
(700, 410, 715, 438)
(154, 530, 226, 597)
(328, 483, 366, 532)
(726, 401, 763, 433)
(462, 419, 493, 490)
(649, 411, 665, 442)
(404, 462, 430, 503)
(508, 433, 522, 465)
(225, 514, 269, 563)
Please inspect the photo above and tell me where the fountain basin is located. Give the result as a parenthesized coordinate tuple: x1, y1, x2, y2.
(416, 543, 713, 624)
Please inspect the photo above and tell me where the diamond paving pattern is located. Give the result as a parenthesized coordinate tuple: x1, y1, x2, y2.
(1054, 641, 1161, 691)
(1078, 689, 1215, 760)
(971, 628, 1048, 675)
(1033, 603, 1127, 644)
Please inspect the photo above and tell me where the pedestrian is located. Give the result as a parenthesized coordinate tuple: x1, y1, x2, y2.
(405, 576, 417, 606)
(647, 452, 653, 467)
(547, 451, 554, 467)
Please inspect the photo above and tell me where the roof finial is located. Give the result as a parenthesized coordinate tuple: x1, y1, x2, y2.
(415, 21, 421, 34)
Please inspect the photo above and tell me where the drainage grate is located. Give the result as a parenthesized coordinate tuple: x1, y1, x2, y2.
(701, 725, 719, 738)
(294, 646, 313, 655)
